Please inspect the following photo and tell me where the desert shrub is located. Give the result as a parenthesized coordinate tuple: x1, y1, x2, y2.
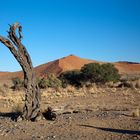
(81, 63, 101, 83)
(59, 63, 120, 87)
(38, 78, 47, 89)
(38, 74, 62, 89)
(81, 63, 120, 84)
(119, 78, 140, 88)
(59, 70, 82, 87)
(12, 77, 23, 90)
(100, 63, 120, 83)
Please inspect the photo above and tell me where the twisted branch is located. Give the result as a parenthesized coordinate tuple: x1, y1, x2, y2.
(0, 22, 41, 120)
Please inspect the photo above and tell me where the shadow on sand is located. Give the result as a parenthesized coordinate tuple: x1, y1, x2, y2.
(79, 125, 140, 135)
(0, 112, 20, 121)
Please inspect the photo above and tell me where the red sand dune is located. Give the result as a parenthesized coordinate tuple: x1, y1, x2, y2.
(114, 62, 140, 75)
(0, 55, 140, 81)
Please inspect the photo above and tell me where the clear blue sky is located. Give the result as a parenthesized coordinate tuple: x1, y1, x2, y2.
(0, 0, 140, 72)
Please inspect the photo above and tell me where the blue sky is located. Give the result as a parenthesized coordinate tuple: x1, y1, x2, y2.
(0, 0, 140, 71)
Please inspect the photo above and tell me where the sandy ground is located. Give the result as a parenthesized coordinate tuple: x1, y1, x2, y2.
(0, 88, 140, 140)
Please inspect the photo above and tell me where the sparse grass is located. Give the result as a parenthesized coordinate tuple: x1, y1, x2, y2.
(0, 82, 139, 116)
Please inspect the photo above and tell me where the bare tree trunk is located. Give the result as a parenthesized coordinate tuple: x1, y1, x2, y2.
(0, 22, 41, 120)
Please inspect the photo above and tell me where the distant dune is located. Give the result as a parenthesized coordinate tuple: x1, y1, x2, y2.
(0, 55, 140, 81)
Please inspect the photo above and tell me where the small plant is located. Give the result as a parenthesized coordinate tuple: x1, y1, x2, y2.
(38, 78, 47, 89)
(38, 74, 62, 89)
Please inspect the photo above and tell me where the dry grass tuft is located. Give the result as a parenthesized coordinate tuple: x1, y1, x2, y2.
(66, 85, 76, 93)
(132, 108, 139, 117)
(136, 79, 140, 88)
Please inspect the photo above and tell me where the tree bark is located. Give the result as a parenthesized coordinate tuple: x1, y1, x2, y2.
(0, 22, 41, 120)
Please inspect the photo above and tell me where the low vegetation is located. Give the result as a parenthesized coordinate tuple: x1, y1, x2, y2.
(38, 74, 62, 89)
(60, 63, 120, 87)
(59, 70, 82, 87)
(9, 63, 140, 90)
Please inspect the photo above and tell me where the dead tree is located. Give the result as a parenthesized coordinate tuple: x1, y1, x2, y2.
(0, 22, 41, 121)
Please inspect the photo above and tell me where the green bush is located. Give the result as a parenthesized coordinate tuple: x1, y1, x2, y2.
(12, 77, 23, 90)
(59, 70, 82, 87)
(100, 63, 120, 83)
(81, 63, 102, 83)
(81, 63, 120, 84)
(38, 74, 62, 89)
(59, 63, 120, 87)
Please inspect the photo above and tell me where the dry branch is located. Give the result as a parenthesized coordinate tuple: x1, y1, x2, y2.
(0, 22, 41, 120)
